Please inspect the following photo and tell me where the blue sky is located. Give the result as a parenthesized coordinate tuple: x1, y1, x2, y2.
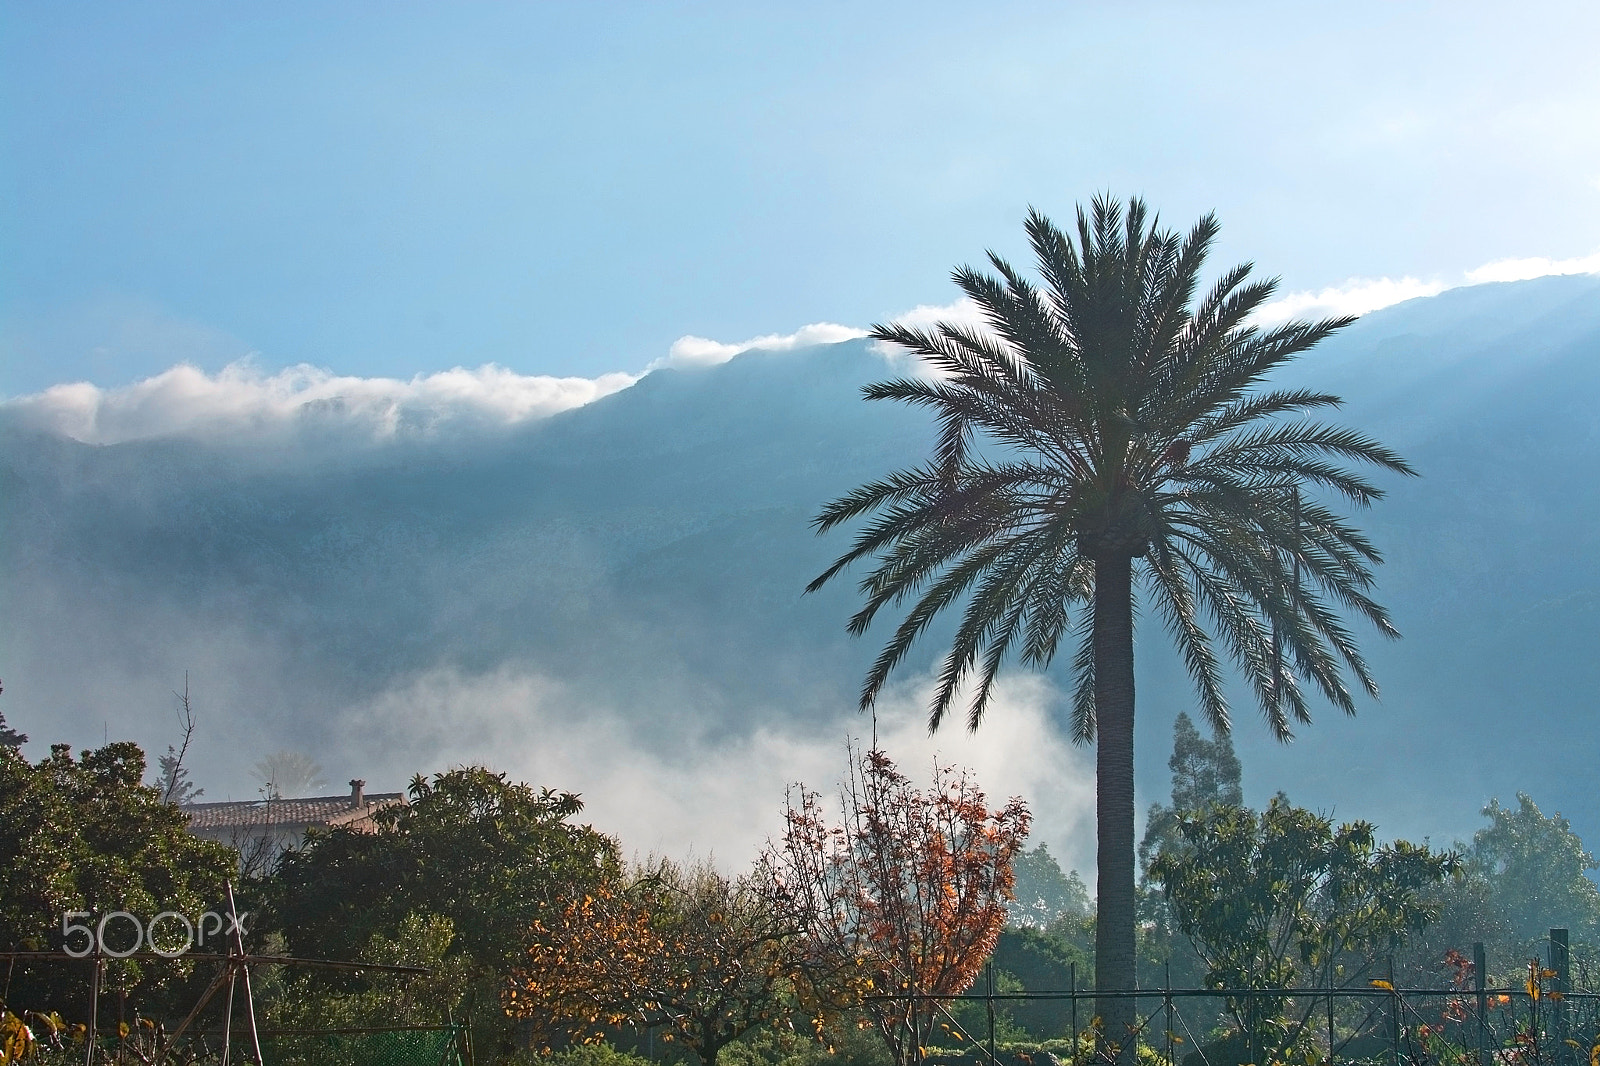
(4, 1, 1599, 398)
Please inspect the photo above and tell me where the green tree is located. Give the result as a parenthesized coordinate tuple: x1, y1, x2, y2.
(1392, 795, 1600, 986)
(0, 741, 235, 1018)
(1008, 844, 1090, 930)
(1138, 711, 1243, 876)
(1138, 712, 1244, 990)
(809, 196, 1411, 1050)
(154, 676, 204, 806)
(266, 766, 619, 1058)
(1148, 797, 1457, 1061)
(1468, 793, 1600, 952)
(1166, 711, 1243, 812)
(250, 750, 326, 800)
(0, 680, 26, 748)
(986, 925, 1091, 1040)
(267, 912, 475, 1029)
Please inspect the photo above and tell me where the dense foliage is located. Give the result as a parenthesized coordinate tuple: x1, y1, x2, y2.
(267, 766, 619, 1057)
(1149, 797, 1458, 1050)
(0, 741, 235, 1017)
(1401, 793, 1600, 984)
(1008, 844, 1090, 930)
(507, 860, 798, 1066)
(6, 710, 1600, 1066)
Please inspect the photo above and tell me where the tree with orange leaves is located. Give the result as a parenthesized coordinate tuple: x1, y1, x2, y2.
(505, 859, 799, 1066)
(763, 743, 1031, 1066)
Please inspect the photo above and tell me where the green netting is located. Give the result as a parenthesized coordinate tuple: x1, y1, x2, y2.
(258, 1026, 466, 1066)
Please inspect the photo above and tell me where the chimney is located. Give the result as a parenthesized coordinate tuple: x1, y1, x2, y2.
(349, 779, 366, 808)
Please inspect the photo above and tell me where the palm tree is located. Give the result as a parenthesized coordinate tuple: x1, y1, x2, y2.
(808, 196, 1414, 1055)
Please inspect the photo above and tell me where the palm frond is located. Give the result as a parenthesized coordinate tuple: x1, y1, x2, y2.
(810, 197, 1410, 748)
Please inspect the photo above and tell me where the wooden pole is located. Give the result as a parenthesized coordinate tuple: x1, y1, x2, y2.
(225, 881, 266, 1066)
(221, 972, 235, 1063)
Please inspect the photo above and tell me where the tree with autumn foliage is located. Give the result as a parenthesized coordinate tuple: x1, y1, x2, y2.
(763, 744, 1030, 1066)
(505, 859, 800, 1066)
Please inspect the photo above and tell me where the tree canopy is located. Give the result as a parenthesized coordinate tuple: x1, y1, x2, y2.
(267, 766, 619, 1056)
(508, 860, 799, 1066)
(1149, 796, 1458, 1058)
(0, 741, 235, 1016)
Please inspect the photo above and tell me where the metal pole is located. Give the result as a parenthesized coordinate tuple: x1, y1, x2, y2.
(987, 962, 997, 1066)
(86, 955, 102, 1066)
(1474, 942, 1488, 1066)
(1388, 956, 1399, 1066)
(1165, 961, 1174, 1066)
(1551, 929, 1571, 1066)
(1328, 969, 1336, 1066)
(1071, 962, 1078, 1060)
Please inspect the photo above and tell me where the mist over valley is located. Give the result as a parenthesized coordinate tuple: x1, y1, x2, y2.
(3, 272, 1598, 873)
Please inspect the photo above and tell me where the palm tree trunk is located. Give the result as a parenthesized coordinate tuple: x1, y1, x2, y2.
(1093, 551, 1138, 1064)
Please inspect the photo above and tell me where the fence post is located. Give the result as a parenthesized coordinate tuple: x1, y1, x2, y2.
(1070, 961, 1078, 1062)
(988, 961, 997, 1066)
(1328, 967, 1336, 1066)
(1474, 942, 1488, 1066)
(1165, 961, 1174, 1066)
(1551, 928, 1571, 1066)
(1389, 955, 1400, 1066)
(86, 954, 102, 1066)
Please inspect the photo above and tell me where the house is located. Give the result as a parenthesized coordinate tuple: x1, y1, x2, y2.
(184, 778, 404, 866)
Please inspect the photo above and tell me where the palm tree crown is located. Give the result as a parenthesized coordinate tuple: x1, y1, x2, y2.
(809, 196, 1414, 1047)
(812, 196, 1411, 740)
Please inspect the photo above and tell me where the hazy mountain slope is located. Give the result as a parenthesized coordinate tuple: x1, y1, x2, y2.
(2, 274, 1597, 863)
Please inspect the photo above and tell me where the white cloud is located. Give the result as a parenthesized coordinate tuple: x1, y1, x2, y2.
(1464, 251, 1600, 284)
(1251, 277, 1449, 327)
(865, 297, 993, 375)
(1, 360, 639, 445)
(1255, 249, 1600, 327)
(651, 322, 867, 371)
(334, 663, 1096, 876)
(15, 247, 1596, 448)
(884, 297, 989, 335)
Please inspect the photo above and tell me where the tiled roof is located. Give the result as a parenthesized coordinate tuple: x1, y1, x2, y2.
(183, 793, 404, 831)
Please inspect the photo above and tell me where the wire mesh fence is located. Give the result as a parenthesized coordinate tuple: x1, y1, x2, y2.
(256, 1024, 469, 1066)
(14, 1024, 469, 1065)
(874, 936, 1600, 1066)
(904, 983, 1600, 1066)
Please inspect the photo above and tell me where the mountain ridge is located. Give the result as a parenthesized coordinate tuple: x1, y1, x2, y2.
(2, 273, 1597, 867)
